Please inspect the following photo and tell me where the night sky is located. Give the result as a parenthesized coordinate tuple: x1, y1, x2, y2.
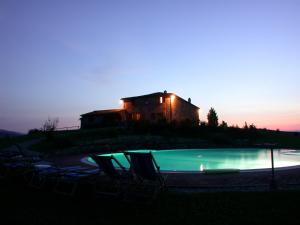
(1, 0, 300, 133)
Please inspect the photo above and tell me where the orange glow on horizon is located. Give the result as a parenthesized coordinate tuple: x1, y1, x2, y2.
(198, 108, 300, 131)
(218, 114, 300, 131)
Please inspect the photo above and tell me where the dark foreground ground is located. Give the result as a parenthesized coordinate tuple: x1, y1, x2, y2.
(1, 178, 300, 225)
(1, 127, 300, 225)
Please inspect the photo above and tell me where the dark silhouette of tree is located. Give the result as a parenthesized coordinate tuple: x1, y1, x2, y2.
(230, 124, 240, 129)
(243, 122, 248, 129)
(219, 120, 228, 128)
(200, 121, 207, 127)
(207, 107, 218, 127)
(249, 123, 256, 130)
(28, 128, 41, 135)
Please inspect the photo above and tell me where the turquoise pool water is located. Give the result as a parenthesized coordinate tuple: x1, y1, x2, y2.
(85, 148, 300, 172)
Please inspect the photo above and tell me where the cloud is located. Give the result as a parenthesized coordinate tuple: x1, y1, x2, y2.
(82, 60, 148, 85)
(86, 63, 122, 84)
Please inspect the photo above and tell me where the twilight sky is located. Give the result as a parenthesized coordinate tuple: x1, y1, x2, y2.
(1, 0, 300, 133)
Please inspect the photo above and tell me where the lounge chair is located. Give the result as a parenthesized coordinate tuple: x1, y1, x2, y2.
(89, 154, 131, 199)
(31, 163, 98, 196)
(0, 144, 55, 183)
(124, 152, 166, 201)
(0, 144, 43, 180)
(0, 144, 97, 196)
(53, 166, 99, 197)
(2, 144, 97, 195)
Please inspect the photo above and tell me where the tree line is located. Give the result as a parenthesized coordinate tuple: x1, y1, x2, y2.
(206, 107, 257, 130)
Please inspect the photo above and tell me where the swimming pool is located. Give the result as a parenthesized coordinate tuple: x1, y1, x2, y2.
(84, 148, 300, 172)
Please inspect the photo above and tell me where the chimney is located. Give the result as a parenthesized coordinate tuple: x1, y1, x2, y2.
(188, 98, 191, 103)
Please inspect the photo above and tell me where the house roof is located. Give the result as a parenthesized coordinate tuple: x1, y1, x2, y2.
(121, 92, 200, 109)
(121, 92, 172, 100)
(80, 109, 125, 117)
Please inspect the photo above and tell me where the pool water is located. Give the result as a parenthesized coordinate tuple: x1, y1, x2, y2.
(85, 148, 300, 172)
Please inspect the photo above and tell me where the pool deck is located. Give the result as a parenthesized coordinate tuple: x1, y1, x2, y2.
(54, 153, 300, 192)
(4, 141, 300, 192)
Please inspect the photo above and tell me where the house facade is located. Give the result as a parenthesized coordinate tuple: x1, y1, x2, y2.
(80, 91, 200, 129)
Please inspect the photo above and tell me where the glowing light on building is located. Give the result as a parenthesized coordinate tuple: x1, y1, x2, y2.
(170, 95, 175, 103)
(160, 96, 163, 104)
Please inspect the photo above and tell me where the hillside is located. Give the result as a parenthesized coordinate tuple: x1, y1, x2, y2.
(0, 129, 23, 137)
(26, 125, 300, 155)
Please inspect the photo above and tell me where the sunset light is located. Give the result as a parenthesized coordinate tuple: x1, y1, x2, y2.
(1, 1, 300, 224)
(1, 0, 299, 133)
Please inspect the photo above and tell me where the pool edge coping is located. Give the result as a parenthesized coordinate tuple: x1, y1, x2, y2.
(81, 156, 300, 174)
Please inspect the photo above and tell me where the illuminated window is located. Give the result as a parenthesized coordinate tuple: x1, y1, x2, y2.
(160, 96, 163, 104)
(136, 113, 141, 120)
(132, 112, 141, 121)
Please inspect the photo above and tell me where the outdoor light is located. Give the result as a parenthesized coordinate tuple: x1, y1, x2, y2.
(200, 164, 204, 172)
(169, 95, 175, 121)
(170, 95, 175, 103)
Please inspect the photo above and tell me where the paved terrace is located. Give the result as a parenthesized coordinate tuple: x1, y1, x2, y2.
(4, 140, 300, 192)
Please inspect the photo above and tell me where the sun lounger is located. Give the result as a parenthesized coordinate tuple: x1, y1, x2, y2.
(89, 154, 131, 199)
(0, 145, 50, 181)
(33, 163, 98, 196)
(124, 151, 167, 202)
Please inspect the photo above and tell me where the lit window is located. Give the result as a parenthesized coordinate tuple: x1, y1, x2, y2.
(136, 113, 141, 120)
(132, 112, 141, 121)
(160, 97, 163, 104)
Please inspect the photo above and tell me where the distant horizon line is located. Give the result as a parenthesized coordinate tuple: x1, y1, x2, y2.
(1, 127, 299, 135)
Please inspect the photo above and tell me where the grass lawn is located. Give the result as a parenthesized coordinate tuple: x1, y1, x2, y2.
(1, 126, 300, 155)
(23, 127, 300, 155)
(1, 179, 300, 225)
(0, 133, 42, 150)
(1, 127, 300, 225)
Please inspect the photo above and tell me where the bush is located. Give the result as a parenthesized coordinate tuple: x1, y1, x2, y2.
(42, 117, 59, 132)
(28, 129, 42, 135)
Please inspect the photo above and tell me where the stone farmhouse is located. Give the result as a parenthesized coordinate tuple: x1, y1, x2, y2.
(80, 91, 200, 129)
